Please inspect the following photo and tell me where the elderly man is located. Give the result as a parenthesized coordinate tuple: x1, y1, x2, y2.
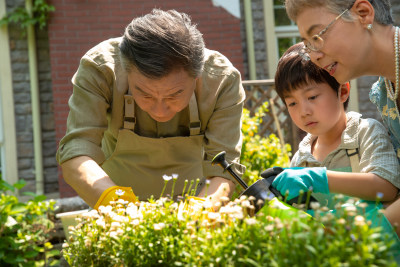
(56, 9, 245, 208)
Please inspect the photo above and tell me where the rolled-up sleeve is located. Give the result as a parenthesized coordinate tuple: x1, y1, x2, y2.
(201, 65, 246, 182)
(359, 118, 400, 189)
(56, 56, 113, 165)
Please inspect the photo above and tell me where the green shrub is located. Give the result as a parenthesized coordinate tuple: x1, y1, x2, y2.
(0, 178, 59, 266)
(241, 102, 291, 185)
(62, 195, 397, 266)
(61, 107, 397, 266)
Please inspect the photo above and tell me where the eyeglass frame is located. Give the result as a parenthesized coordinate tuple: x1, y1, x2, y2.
(304, 6, 352, 53)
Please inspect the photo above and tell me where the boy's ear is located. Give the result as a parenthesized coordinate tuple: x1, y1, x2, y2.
(339, 82, 350, 103)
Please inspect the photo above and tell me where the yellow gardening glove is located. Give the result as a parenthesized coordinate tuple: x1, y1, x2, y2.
(94, 186, 137, 210)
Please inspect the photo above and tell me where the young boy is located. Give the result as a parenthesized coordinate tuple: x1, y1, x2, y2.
(272, 42, 400, 208)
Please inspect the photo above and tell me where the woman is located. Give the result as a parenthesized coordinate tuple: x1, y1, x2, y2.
(283, 0, 400, 235)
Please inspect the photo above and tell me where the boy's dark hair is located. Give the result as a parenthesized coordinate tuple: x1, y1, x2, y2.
(274, 42, 349, 110)
(119, 9, 205, 79)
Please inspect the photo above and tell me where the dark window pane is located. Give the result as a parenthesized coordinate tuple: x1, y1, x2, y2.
(274, 8, 292, 26)
(278, 37, 302, 57)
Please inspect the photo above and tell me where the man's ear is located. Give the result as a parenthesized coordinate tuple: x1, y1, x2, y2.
(352, 0, 375, 29)
(339, 82, 350, 103)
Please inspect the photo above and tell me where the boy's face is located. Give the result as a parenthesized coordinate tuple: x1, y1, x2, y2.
(284, 82, 348, 136)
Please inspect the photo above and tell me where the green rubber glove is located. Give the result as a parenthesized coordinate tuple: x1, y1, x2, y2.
(271, 167, 329, 201)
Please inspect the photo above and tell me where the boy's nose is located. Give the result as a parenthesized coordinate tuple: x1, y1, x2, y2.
(300, 103, 312, 117)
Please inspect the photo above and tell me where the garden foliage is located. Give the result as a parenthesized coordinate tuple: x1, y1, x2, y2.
(0, 178, 59, 266)
(240, 102, 291, 185)
(62, 105, 396, 266)
(63, 195, 397, 266)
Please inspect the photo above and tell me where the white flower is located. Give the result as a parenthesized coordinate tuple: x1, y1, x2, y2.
(113, 215, 128, 223)
(115, 189, 125, 196)
(256, 199, 265, 206)
(203, 200, 214, 210)
(163, 175, 172, 181)
(154, 223, 166, 230)
(108, 231, 118, 238)
(116, 199, 128, 205)
(95, 218, 106, 229)
(172, 174, 179, 179)
(245, 218, 257, 225)
(84, 239, 91, 247)
(219, 196, 230, 202)
(354, 215, 366, 226)
(208, 212, 220, 220)
(241, 200, 251, 208)
(126, 204, 139, 218)
(264, 224, 274, 232)
(131, 219, 140, 226)
(344, 206, 357, 213)
(310, 202, 320, 210)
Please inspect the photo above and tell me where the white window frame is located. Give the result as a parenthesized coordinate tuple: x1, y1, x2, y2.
(0, 0, 19, 186)
(264, 1, 359, 112)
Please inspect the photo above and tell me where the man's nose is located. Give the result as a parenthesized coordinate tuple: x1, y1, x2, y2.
(151, 100, 169, 117)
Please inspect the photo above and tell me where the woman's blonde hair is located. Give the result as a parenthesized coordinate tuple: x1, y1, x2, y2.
(285, 0, 393, 25)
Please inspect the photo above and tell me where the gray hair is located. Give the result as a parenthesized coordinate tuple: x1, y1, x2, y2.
(119, 9, 205, 78)
(285, 0, 393, 25)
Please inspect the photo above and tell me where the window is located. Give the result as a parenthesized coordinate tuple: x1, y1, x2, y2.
(0, 0, 19, 184)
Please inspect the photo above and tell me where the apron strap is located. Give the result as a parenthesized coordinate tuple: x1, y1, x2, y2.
(124, 94, 136, 130)
(346, 148, 360, 173)
(189, 92, 201, 136)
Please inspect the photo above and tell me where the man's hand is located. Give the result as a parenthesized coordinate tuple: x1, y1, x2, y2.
(61, 156, 117, 207)
(197, 176, 235, 210)
(271, 167, 329, 201)
(94, 186, 137, 210)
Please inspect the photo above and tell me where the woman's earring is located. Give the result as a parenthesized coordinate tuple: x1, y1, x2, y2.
(367, 24, 373, 30)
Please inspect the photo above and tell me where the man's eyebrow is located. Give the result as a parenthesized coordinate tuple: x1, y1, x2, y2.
(167, 89, 184, 97)
(134, 85, 184, 97)
(134, 85, 147, 94)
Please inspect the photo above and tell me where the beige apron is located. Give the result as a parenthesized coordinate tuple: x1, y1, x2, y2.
(101, 93, 205, 201)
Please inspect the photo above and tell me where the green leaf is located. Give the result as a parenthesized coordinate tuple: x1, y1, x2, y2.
(46, 249, 60, 258)
(24, 249, 39, 259)
(22, 191, 37, 197)
(0, 179, 14, 191)
(10, 203, 27, 214)
(13, 180, 26, 190)
(34, 195, 47, 202)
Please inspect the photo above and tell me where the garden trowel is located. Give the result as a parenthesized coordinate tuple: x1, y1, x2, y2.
(212, 151, 318, 215)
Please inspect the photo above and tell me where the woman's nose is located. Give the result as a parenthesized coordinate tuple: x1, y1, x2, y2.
(309, 50, 324, 65)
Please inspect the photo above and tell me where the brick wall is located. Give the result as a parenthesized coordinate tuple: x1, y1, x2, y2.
(6, 0, 59, 194)
(47, 0, 245, 197)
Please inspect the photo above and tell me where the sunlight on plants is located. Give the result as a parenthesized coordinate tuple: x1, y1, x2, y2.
(241, 102, 291, 185)
(0, 178, 59, 266)
(62, 190, 397, 266)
